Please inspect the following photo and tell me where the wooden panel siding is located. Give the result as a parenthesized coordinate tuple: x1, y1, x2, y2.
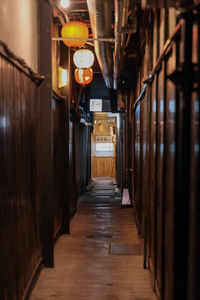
(68, 121, 92, 217)
(129, 7, 200, 300)
(0, 55, 41, 300)
(53, 96, 64, 237)
(92, 156, 116, 178)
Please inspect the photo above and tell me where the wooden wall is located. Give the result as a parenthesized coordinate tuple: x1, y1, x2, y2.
(53, 95, 69, 237)
(128, 6, 200, 300)
(53, 97, 62, 236)
(92, 156, 116, 177)
(68, 121, 76, 216)
(0, 55, 41, 300)
(75, 122, 92, 197)
(68, 120, 92, 216)
(0, 3, 91, 300)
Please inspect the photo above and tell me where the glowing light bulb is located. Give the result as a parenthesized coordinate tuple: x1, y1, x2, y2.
(60, 0, 70, 8)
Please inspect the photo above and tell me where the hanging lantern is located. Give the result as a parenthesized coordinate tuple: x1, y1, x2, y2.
(74, 68, 93, 85)
(61, 21, 88, 48)
(73, 49, 94, 68)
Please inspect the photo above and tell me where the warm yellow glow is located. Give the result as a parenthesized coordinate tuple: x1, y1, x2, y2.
(61, 21, 88, 48)
(58, 67, 67, 88)
(73, 49, 94, 68)
(74, 68, 93, 85)
(98, 125, 104, 132)
(60, 0, 70, 8)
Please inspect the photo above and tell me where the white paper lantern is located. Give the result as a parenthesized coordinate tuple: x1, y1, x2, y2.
(73, 49, 94, 68)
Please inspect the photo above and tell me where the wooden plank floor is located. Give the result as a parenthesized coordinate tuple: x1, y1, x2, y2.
(30, 178, 157, 300)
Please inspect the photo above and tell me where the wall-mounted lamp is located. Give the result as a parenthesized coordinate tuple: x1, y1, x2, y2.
(58, 67, 68, 88)
(60, 0, 70, 8)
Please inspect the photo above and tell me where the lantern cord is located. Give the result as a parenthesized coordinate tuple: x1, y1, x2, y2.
(52, 37, 115, 43)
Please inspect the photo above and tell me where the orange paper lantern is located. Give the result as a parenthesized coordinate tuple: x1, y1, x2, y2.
(74, 68, 93, 85)
(61, 21, 89, 48)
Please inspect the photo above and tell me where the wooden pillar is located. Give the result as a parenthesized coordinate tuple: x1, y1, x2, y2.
(60, 43, 71, 234)
(39, 1, 54, 268)
(124, 92, 129, 187)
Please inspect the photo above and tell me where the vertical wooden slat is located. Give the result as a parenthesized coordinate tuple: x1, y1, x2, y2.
(163, 49, 176, 300)
(187, 12, 200, 300)
(134, 102, 141, 231)
(131, 6, 200, 300)
(39, 2, 54, 268)
(69, 120, 76, 216)
(53, 98, 63, 236)
(155, 63, 165, 298)
(0, 55, 42, 300)
(174, 14, 193, 300)
(58, 42, 71, 234)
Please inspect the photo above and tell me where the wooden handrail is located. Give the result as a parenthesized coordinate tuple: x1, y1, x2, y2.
(0, 41, 45, 85)
(53, 90, 66, 102)
(144, 19, 183, 85)
(131, 19, 183, 114)
(131, 83, 147, 113)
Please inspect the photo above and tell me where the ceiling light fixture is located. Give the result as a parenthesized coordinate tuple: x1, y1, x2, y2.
(60, 0, 70, 9)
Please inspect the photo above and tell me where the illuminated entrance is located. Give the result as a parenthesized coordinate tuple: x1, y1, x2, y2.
(91, 113, 119, 178)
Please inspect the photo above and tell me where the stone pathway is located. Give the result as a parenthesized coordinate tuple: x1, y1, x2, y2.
(30, 178, 157, 300)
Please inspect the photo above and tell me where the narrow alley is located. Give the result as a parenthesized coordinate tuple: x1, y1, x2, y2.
(1, 1, 200, 300)
(30, 178, 156, 300)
